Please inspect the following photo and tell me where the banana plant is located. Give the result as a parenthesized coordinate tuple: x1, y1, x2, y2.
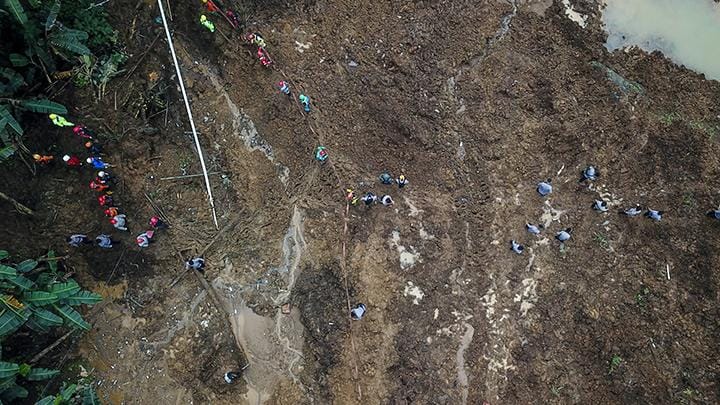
(36, 382, 101, 405)
(0, 250, 101, 337)
(0, 361, 59, 403)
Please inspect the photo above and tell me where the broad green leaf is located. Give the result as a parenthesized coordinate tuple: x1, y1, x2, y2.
(62, 291, 102, 306)
(0, 362, 19, 379)
(17, 363, 30, 377)
(30, 307, 62, 326)
(50, 36, 90, 56)
(8, 54, 29, 67)
(7, 274, 34, 290)
(0, 146, 15, 161)
(0, 310, 24, 336)
(0, 384, 28, 401)
(15, 259, 37, 273)
(3, 0, 27, 26)
(0, 265, 17, 278)
(49, 280, 80, 299)
(0, 298, 29, 321)
(82, 387, 100, 405)
(47, 250, 57, 273)
(25, 368, 59, 381)
(61, 383, 77, 400)
(0, 376, 17, 392)
(54, 28, 89, 41)
(0, 106, 22, 136)
(26, 0, 39, 8)
(25, 318, 49, 333)
(19, 99, 66, 114)
(45, 0, 60, 31)
(52, 305, 89, 330)
(34, 395, 55, 405)
(22, 291, 59, 306)
(0, 251, 8, 260)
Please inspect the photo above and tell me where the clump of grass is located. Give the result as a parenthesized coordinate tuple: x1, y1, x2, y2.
(594, 232, 609, 249)
(635, 286, 650, 307)
(608, 355, 623, 375)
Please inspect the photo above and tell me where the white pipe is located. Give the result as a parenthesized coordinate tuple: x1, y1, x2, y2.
(156, 0, 219, 229)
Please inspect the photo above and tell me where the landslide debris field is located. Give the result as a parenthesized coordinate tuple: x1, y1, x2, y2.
(2, 0, 719, 403)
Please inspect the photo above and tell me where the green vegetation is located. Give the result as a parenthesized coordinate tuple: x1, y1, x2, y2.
(656, 111, 719, 140)
(635, 286, 650, 307)
(0, 249, 102, 402)
(608, 354, 623, 375)
(593, 232, 609, 249)
(0, 0, 120, 163)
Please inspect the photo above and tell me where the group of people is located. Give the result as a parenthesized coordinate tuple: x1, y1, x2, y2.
(511, 165, 719, 254)
(39, 115, 168, 250)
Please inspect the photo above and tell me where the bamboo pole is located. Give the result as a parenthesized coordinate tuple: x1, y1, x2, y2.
(156, 0, 219, 230)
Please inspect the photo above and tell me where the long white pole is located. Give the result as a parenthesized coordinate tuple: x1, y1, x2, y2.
(156, 0, 219, 229)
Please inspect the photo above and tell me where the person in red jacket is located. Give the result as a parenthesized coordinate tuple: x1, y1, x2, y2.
(62, 154, 82, 167)
(98, 194, 114, 207)
(89, 179, 110, 192)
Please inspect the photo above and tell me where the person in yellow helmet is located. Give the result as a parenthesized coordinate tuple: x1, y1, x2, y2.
(48, 114, 74, 127)
(396, 174, 409, 188)
(200, 15, 215, 32)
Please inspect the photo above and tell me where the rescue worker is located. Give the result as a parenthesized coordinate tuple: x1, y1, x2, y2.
(111, 214, 128, 231)
(185, 257, 205, 272)
(345, 189, 359, 205)
(49, 114, 74, 127)
(95, 234, 114, 249)
(510, 240, 524, 254)
(150, 216, 168, 229)
(350, 303, 366, 320)
(314, 146, 328, 162)
(98, 194, 114, 207)
(201, 0, 220, 13)
(244, 32, 266, 48)
(72, 125, 95, 139)
(396, 174, 409, 188)
(90, 179, 110, 192)
(379, 172, 393, 185)
(200, 15, 215, 32)
(104, 207, 119, 218)
(361, 192, 377, 206)
(136, 230, 154, 248)
(380, 195, 394, 206)
(97, 170, 114, 183)
(556, 228, 572, 242)
(257, 48, 272, 67)
(67, 234, 91, 247)
(85, 140, 102, 155)
(32, 154, 54, 164)
(86, 156, 111, 169)
(537, 179, 553, 197)
(224, 371, 243, 384)
(645, 209, 663, 221)
(62, 154, 82, 167)
(276, 80, 291, 95)
(706, 209, 720, 220)
(299, 94, 310, 112)
(621, 204, 643, 217)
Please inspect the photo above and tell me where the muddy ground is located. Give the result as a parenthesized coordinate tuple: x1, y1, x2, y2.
(1, 0, 719, 403)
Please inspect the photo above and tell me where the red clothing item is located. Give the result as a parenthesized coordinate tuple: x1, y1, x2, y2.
(205, 0, 220, 12)
(98, 195, 113, 206)
(65, 156, 81, 167)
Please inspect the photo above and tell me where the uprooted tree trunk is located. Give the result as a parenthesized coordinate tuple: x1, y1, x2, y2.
(0, 190, 33, 215)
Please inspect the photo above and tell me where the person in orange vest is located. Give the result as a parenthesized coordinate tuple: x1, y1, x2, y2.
(32, 154, 54, 164)
(90, 179, 110, 192)
(104, 207, 119, 217)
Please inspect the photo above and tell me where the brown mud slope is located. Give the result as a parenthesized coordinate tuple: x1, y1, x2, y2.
(1, 0, 719, 403)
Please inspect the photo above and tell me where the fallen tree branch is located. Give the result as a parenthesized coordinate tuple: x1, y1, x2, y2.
(0, 191, 33, 215)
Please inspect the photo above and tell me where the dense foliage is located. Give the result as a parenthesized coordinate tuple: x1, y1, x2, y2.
(0, 249, 102, 403)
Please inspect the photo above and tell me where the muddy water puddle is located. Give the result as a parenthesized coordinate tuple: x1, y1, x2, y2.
(602, 0, 720, 81)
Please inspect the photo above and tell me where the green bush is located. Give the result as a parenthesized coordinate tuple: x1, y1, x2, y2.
(59, 0, 117, 52)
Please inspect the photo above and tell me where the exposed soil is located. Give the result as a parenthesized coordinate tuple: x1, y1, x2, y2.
(1, 0, 719, 404)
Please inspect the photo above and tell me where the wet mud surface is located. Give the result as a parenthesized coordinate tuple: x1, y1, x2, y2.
(1, 0, 719, 403)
